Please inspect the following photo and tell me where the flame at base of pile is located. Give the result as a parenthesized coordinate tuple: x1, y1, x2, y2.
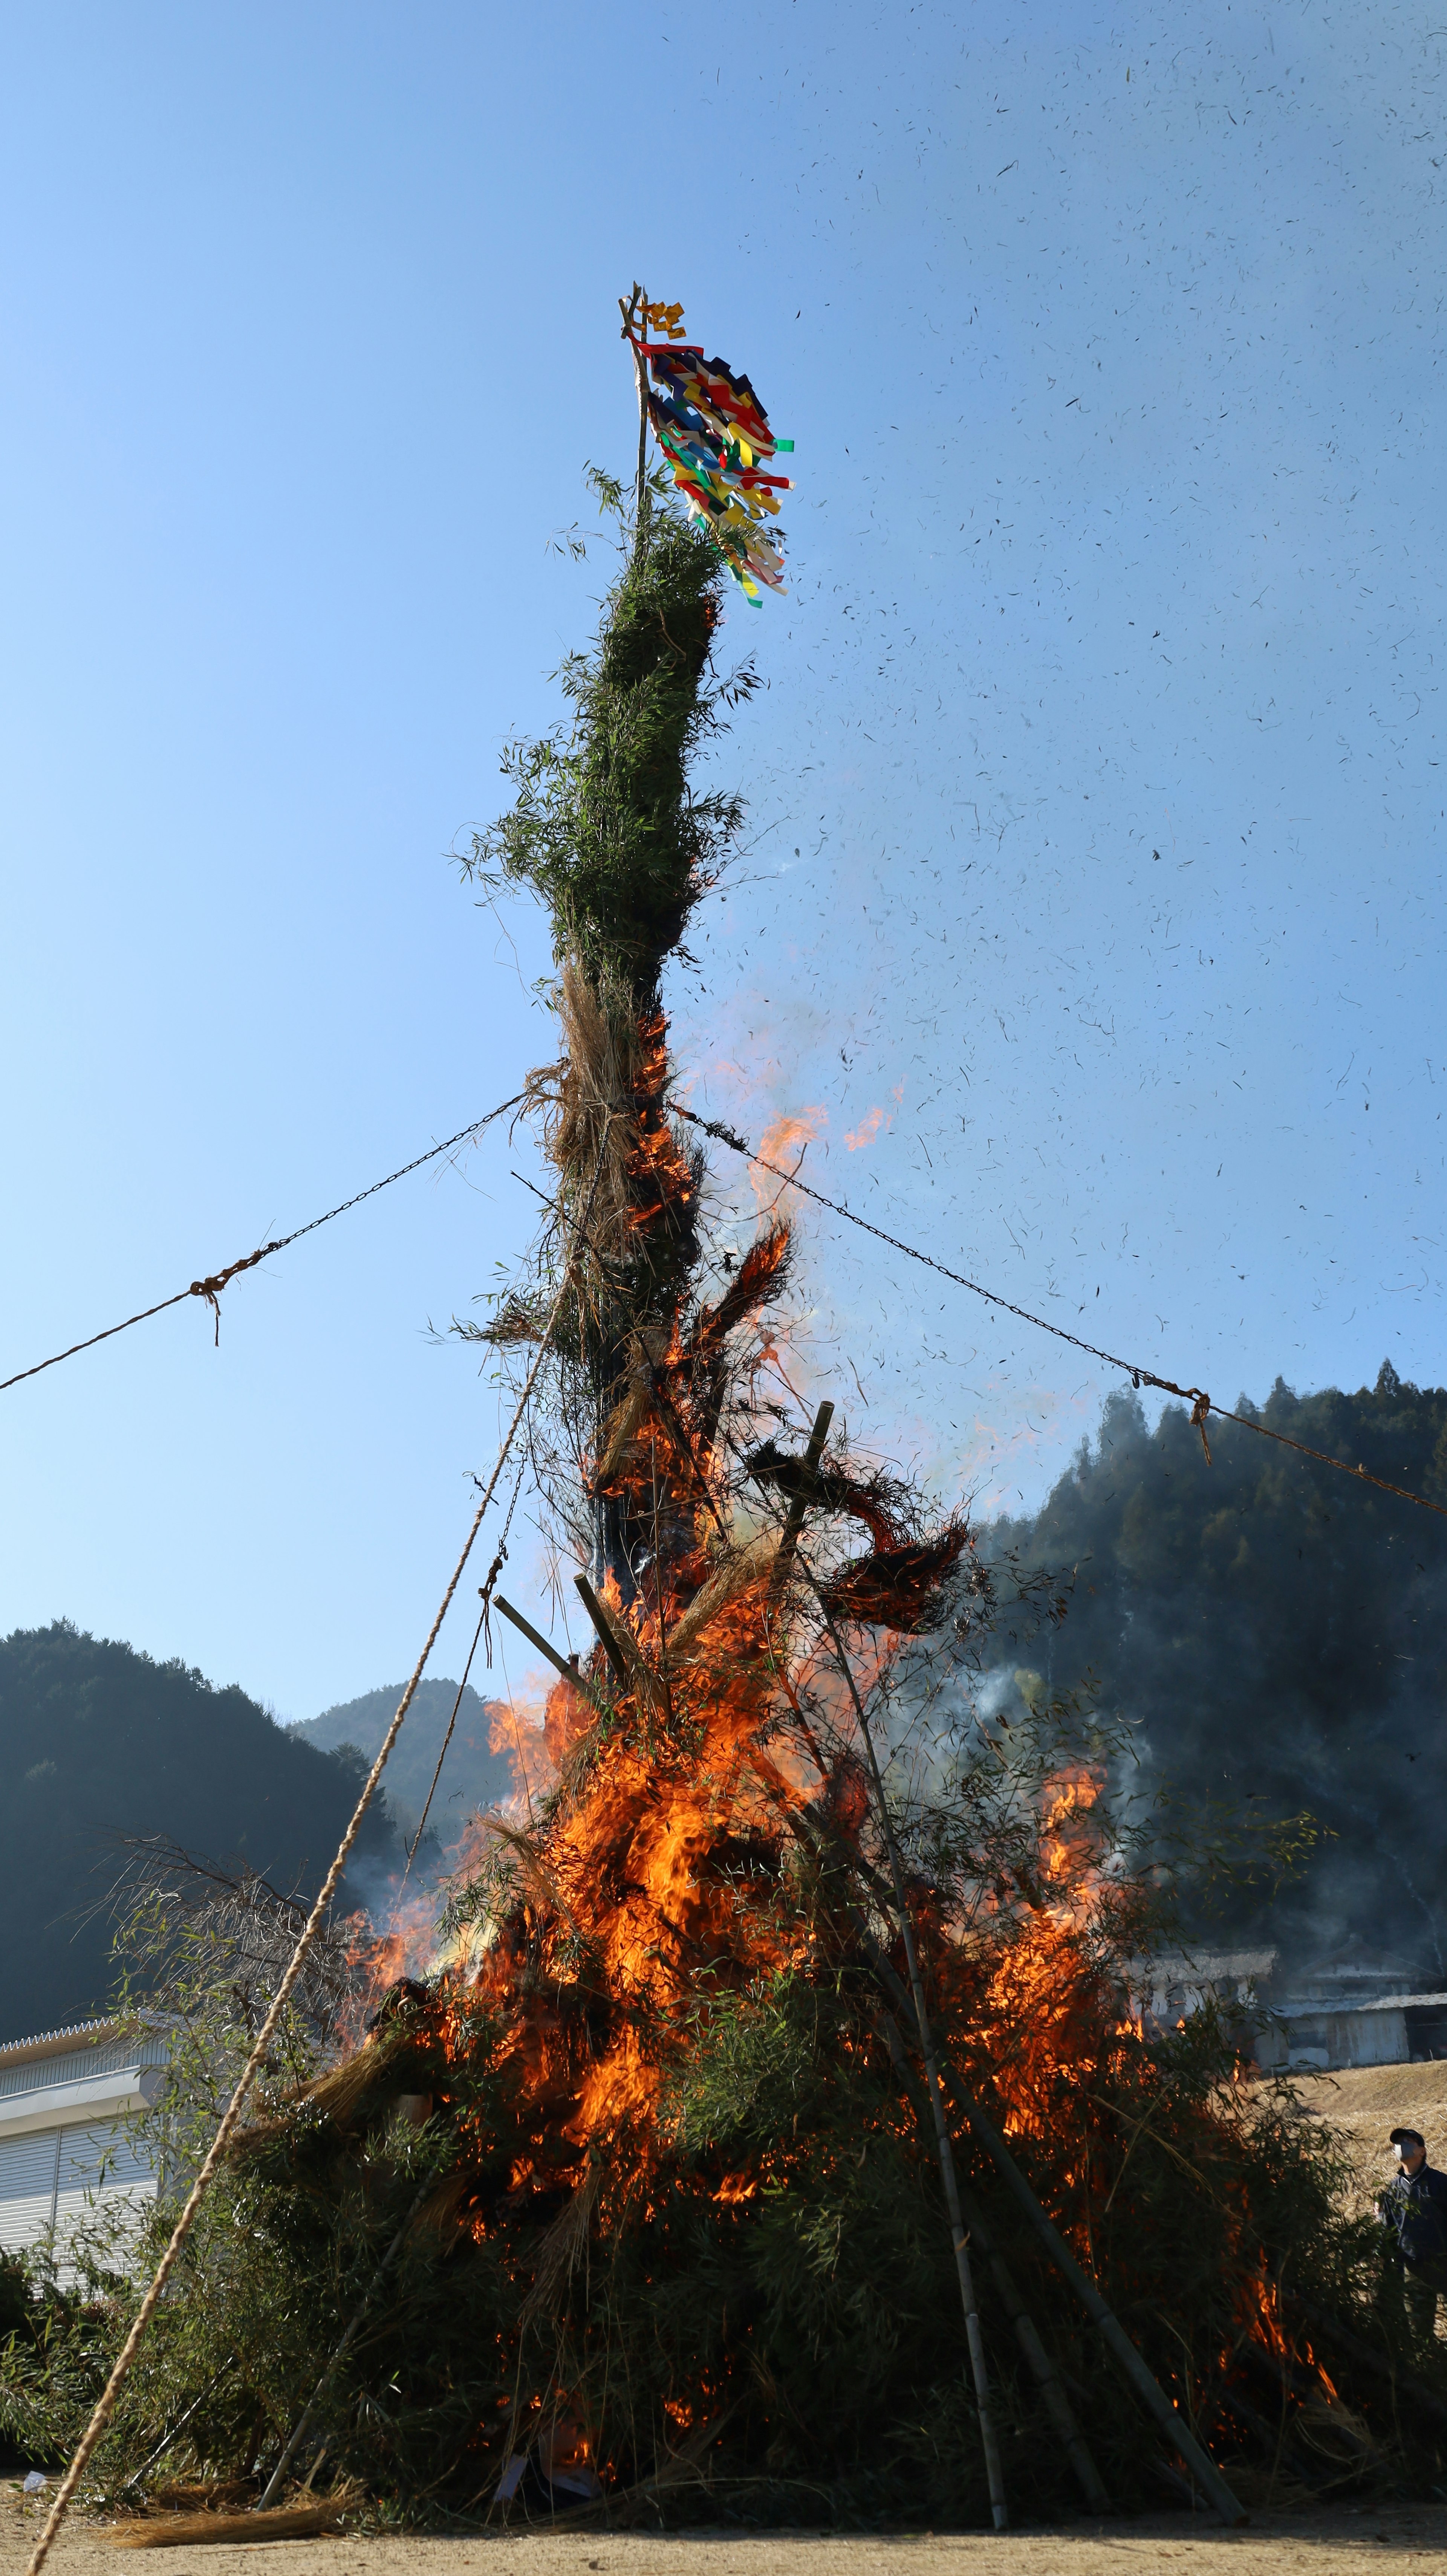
(128, 1001, 1439, 2530)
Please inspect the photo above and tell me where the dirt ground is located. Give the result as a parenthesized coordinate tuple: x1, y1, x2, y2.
(7, 2506, 1447, 2576)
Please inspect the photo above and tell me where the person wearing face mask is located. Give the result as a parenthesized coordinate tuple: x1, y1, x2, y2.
(1377, 2127, 1447, 2354)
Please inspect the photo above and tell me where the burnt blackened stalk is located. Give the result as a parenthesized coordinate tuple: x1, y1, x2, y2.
(808, 1580, 1010, 2533)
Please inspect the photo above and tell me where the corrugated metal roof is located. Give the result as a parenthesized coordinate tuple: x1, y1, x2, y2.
(0, 2016, 120, 2062)
(1270, 1992, 1447, 2018)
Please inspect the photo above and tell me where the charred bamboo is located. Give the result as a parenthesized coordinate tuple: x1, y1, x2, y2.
(572, 1575, 633, 1690)
(880, 2005, 1111, 2512)
(811, 1595, 1009, 2532)
(766, 1401, 834, 1601)
(861, 1927, 1245, 2526)
(494, 1596, 606, 1713)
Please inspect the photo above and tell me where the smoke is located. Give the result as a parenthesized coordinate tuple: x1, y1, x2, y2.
(961, 1364, 1447, 1979)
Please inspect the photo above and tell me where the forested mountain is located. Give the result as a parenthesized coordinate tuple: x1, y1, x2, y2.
(978, 1362, 1447, 1977)
(292, 1679, 514, 1845)
(9, 1362, 1441, 2040)
(0, 1623, 407, 2041)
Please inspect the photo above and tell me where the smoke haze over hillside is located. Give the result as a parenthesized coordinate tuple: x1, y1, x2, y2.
(971, 1365, 1447, 1980)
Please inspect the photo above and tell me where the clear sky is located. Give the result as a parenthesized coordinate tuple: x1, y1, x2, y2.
(3, 2, 1443, 1722)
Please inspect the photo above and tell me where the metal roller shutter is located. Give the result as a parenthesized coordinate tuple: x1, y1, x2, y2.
(0, 2128, 60, 2254)
(53, 2122, 158, 2239)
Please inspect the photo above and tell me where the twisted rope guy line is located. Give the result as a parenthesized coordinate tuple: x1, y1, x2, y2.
(2, 1095, 529, 1395)
(669, 1099, 1447, 1525)
(24, 1133, 610, 2576)
(402, 1457, 529, 1876)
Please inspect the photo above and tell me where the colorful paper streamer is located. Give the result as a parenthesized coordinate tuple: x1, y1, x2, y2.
(630, 307, 794, 604)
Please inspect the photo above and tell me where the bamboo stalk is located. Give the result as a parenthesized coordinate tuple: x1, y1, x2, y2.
(572, 1574, 633, 1691)
(878, 2008, 1111, 2513)
(811, 1594, 1009, 2531)
(494, 1596, 606, 1712)
(858, 1927, 1245, 2526)
(618, 280, 650, 548)
(767, 1401, 834, 1601)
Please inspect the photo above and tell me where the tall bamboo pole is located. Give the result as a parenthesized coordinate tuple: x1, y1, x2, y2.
(810, 1585, 1010, 2532)
(858, 1930, 1245, 2525)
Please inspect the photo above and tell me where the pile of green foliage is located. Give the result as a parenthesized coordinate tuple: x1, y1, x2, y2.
(463, 469, 751, 1010)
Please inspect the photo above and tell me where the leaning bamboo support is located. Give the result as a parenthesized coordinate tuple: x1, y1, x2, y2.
(811, 1597, 1009, 2531)
(879, 2006, 1111, 2513)
(575, 1573, 670, 1722)
(572, 1574, 635, 1691)
(956, 2172, 1113, 2516)
(860, 1931, 1245, 2526)
(495, 1595, 606, 1713)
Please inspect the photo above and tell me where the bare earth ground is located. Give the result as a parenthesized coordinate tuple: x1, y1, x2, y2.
(9, 2069, 1447, 2576)
(7, 2506, 1447, 2576)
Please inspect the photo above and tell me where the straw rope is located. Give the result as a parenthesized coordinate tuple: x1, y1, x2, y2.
(670, 1099, 1447, 1525)
(22, 1134, 609, 2576)
(2, 1095, 529, 1395)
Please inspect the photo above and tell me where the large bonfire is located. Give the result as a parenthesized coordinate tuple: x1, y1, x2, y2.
(10, 449, 1447, 2535)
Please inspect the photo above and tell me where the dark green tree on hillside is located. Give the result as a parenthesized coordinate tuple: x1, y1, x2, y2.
(0, 1623, 404, 2040)
(980, 1361, 1447, 1971)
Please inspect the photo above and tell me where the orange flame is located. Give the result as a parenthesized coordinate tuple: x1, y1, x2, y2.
(749, 1107, 826, 1209)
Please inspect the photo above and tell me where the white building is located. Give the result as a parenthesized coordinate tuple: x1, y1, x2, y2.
(1124, 1944, 1447, 2074)
(0, 2019, 167, 2262)
(1125, 1948, 1279, 2034)
(1253, 1990, 1447, 2073)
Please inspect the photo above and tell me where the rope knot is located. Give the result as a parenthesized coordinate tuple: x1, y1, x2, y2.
(188, 1276, 226, 1344)
(187, 1244, 279, 1344)
(479, 1541, 509, 1667)
(1189, 1390, 1213, 1465)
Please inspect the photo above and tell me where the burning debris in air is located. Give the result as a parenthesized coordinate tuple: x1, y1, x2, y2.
(15, 469, 1447, 2538)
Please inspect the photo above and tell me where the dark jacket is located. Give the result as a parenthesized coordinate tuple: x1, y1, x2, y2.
(1380, 2160, 1447, 2268)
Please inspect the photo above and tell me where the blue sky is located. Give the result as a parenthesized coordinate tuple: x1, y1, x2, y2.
(3, 2, 1444, 1720)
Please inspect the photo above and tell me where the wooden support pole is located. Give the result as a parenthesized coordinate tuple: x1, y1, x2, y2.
(618, 281, 650, 549)
(572, 1574, 633, 1692)
(494, 1597, 606, 1714)
(767, 1400, 834, 1601)
(859, 1930, 1245, 2526)
(878, 2005, 1110, 2514)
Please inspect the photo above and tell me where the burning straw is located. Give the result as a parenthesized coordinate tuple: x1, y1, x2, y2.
(8, 457, 1446, 2538)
